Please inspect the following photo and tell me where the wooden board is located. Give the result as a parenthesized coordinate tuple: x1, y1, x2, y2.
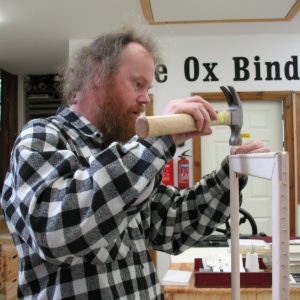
(0, 240, 18, 300)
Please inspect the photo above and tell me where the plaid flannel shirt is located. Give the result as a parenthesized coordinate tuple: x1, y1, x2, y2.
(1, 107, 241, 299)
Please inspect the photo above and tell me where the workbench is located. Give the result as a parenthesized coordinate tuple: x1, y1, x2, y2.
(163, 262, 300, 300)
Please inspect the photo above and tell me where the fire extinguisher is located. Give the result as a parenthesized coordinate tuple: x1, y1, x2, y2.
(162, 160, 174, 186)
(178, 150, 190, 189)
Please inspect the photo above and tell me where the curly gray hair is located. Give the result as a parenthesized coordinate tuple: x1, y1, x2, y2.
(61, 26, 161, 105)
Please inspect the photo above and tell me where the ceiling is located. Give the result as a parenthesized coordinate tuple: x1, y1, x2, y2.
(0, 0, 300, 75)
(141, 0, 300, 24)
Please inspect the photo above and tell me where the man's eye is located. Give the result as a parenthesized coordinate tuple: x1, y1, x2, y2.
(135, 81, 142, 89)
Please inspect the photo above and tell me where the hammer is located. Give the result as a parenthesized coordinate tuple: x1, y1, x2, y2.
(135, 86, 243, 145)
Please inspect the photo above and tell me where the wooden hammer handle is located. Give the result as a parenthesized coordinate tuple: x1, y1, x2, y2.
(135, 111, 231, 138)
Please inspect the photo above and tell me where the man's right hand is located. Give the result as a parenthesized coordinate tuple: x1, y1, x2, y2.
(162, 96, 218, 145)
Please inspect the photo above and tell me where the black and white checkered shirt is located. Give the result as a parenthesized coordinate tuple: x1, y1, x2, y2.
(1, 107, 240, 299)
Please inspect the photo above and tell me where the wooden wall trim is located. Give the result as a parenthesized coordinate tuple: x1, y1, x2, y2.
(192, 137, 201, 185)
(145, 94, 154, 116)
(145, 94, 157, 267)
(283, 93, 296, 236)
(192, 91, 297, 236)
(295, 92, 300, 221)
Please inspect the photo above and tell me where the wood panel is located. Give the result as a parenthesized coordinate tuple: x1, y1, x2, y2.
(0, 241, 18, 300)
(0, 70, 18, 190)
(0, 217, 8, 235)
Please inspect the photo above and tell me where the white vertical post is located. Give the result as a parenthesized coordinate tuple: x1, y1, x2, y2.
(271, 152, 289, 300)
(229, 152, 289, 300)
(230, 169, 241, 300)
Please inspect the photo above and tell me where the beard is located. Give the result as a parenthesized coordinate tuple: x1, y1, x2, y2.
(97, 80, 142, 145)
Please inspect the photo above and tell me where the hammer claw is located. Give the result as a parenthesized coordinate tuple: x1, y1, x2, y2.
(228, 86, 241, 107)
(220, 86, 235, 106)
(220, 86, 243, 146)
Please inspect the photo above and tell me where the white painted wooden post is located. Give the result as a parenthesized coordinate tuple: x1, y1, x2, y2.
(230, 165, 241, 300)
(229, 152, 289, 300)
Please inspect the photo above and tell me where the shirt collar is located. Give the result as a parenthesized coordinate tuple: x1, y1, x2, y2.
(56, 106, 102, 138)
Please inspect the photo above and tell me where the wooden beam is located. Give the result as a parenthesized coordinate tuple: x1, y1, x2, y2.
(139, 0, 155, 24)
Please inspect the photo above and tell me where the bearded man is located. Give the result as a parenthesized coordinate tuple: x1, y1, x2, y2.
(0, 27, 269, 299)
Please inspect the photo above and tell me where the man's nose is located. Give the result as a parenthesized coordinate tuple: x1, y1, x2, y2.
(137, 92, 151, 104)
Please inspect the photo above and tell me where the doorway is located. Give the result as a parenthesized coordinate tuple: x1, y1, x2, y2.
(192, 91, 298, 236)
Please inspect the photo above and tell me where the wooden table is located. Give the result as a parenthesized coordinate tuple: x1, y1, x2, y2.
(0, 236, 18, 300)
(163, 263, 300, 300)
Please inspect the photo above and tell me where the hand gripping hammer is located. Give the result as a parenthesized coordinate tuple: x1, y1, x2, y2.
(135, 86, 243, 145)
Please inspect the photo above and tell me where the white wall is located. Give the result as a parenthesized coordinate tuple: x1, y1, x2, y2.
(70, 32, 300, 280)
(154, 34, 299, 95)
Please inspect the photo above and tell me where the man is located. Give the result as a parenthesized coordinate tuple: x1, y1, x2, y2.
(1, 27, 268, 299)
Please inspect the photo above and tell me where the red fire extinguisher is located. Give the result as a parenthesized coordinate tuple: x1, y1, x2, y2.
(162, 160, 174, 186)
(178, 150, 190, 189)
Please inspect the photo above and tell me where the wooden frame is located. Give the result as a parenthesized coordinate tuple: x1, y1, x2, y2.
(229, 152, 289, 300)
(140, 0, 300, 25)
(192, 91, 298, 236)
(295, 92, 300, 228)
(145, 94, 154, 117)
(145, 94, 157, 267)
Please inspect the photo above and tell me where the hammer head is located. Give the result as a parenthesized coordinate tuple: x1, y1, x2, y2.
(220, 86, 243, 146)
